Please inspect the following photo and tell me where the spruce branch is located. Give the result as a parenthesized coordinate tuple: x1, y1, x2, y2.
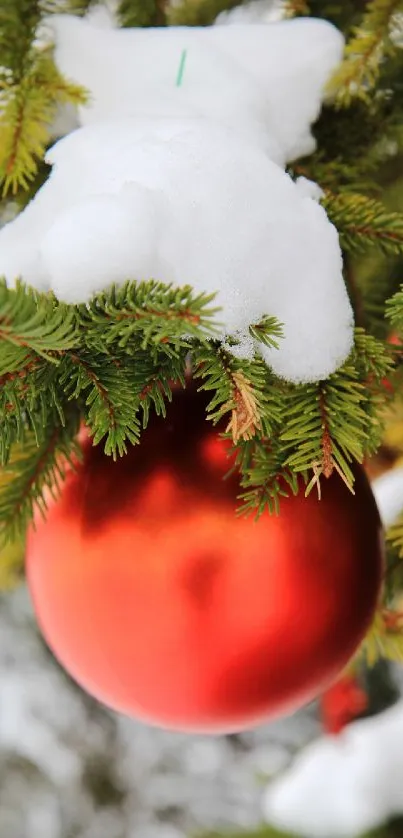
(78, 280, 221, 354)
(166, 0, 242, 26)
(0, 52, 87, 195)
(0, 532, 25, 590)
(58, 352, 143, 457)
(223, 370, 262, 443)
(283, 0, 310, 17)
(0, 279, 80, 364)
(0, 361, 67, 466)
(237, 439, 299, 517)
(192, 343, 283, 441)
(249, 315, 284, 350)
(118, 0, 167, 26)
(327, 0, 403, 106)
(360, 609, 403, 666)
(280, 330, 390, 495)
(386, 284, 403, 333)
(386, 511, 403, 558)
(322, 191, 403, 255)
(0, 409, 80, 545)
(0, 0, 42, 81)
(57, 346, 188, 456)
(360, 259, 403, 340)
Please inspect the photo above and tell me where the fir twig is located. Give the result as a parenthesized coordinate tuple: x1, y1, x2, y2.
(283, 0, 310, 17)
(193, 343, 282, 440)
(166, 0, 242, 25)
(78, 280, 221, 354)
(118, 0, 167, 26)
(237, 438, 299, 518)
(0, 279, 79, 366)
(360, 609, 403, 666)
(387, 511, 403, 557)
(322, 191, 403, 255)
(327, 0, 403, 106)
(0, 410, 80, 544)
(0, 0, 88, 195)
(0, 53, 87, 195)
(57, 345, 188, 456)
(386, 284, 403, 333)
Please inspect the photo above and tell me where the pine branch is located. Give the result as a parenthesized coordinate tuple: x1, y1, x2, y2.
(360, 609, 403, 666)
(386, 511, 403, 557)
(166, 0, 243, 26)
(327, 0, 403, 107)
(322, 191, 403, 255)
(192, 343, 283, 441)
(236, 439, 299, 517)
(0, 1, 41, 81)
(249, 315, 284, 350)
(201, 827, 291, 838)
(78, 280, 221, 354)
(58, 352, 143, 456)
(0, 533, 25, 590)
(386, 284, 403, 333)
(0, 52, 87, 195)
(283, 0, 310, 17)
(118, 0, 167, 26)
(57, 347, 188, 456)
(0, 409, 80, 545)
(0, 279, 80, 365)
(0, 361, 67, 465)
(281, 375, 363, 493)
(280, 331, 390, 494)
(360, 258, 403, 339)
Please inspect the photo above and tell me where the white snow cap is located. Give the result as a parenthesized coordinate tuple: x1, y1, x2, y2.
(0, 15, 353, 383)
(262, 699, 403, 838)
(216, 0, 285, 24)
(51, 15, 344, 165)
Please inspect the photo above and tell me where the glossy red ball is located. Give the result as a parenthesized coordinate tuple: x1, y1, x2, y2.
(26, 387, 384, 733)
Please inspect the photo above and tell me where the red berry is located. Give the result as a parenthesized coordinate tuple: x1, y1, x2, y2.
(320, 674, 368, 735)
(26, 386, 383, 733)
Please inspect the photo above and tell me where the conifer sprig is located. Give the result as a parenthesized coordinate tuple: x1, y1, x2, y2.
(0, 361, 66, 466)
(166, 0, 241, 25)
(57, 347, 188, 456)
(0, 409, 80, 545)
(192, 342, 283, 441)
(283, 0, 310, 17)
(386, 285, 403, 333)
(0, 279, 79, 365)
(0, 54, 87, 195)
(0, 0, 88, 195)
(322, 192, 403, 256)
(118, 0, 167, 26)
(237, 331, 391, 516)
(327, 0, 403, 106)
(237, 439, 299, 517)
(386, 511, 403, 558)
(78, 280, 221, 353)
(360, 609, 403, 666)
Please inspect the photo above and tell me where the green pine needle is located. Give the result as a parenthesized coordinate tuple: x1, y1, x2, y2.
(0, 279, 80, 367)
(322, 192, 403, 256)
(0, 410, 80, 545)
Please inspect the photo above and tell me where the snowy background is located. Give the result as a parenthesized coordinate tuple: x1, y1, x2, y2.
(0, 583, 321, 838)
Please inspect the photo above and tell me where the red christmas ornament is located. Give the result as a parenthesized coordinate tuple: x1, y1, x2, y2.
(26, 386, 384, 733)
(320, 673, 368, 735)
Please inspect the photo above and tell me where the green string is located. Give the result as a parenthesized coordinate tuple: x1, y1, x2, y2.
(176, 49, 187, 87)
